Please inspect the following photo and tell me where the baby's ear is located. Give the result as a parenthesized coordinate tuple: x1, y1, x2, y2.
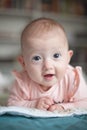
(18, 55, 25, 68)
(68, 50, 73, 63)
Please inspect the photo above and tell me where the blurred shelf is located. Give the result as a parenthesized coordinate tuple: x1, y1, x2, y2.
(0, 43, 21, 60)
(0, 8, 32, 18)
(0, 9, 87, 22)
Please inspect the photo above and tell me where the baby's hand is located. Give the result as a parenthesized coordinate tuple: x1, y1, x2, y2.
(36, 97, 54, 111)
(48, 104, 64, 112)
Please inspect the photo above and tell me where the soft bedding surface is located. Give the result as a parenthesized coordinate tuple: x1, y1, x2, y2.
(0, 106, 87, 130)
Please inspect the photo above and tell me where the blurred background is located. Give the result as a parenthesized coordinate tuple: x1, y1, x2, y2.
(0, 0, 87, 105)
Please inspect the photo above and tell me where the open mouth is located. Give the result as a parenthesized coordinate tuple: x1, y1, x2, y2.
(44, 74, 54, 80)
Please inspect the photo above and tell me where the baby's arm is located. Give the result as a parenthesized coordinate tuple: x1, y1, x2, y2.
(7, 81, 53, 110)
(48, 68, 87, 112)
(58, 68, 87, 110)
(7, 81, 37, 108)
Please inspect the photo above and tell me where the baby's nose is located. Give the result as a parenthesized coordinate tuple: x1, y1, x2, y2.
(43, 59, 53, 70)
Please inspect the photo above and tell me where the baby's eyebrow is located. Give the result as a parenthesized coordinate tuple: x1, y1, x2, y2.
(51, 47, 64, 52)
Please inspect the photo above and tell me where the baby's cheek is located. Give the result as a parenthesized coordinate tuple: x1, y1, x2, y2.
(27, 67, 41, 81)
(57, 64, 67, 76)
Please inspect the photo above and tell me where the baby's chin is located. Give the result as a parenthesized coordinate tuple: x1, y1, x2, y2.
(39, 81, 58, 91)
(39, 85, 52, 91)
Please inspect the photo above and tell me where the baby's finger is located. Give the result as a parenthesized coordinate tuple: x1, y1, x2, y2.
(45, 97, 54, 105)
(48, 105, 56, 111)
(43, 104, 50, 109)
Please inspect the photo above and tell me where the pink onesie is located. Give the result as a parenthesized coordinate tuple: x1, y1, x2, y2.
(8, 65, 87, 110)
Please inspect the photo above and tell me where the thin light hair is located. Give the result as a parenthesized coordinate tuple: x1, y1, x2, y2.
(21, 17, 68, 50)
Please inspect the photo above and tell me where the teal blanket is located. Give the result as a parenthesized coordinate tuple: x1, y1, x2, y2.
(0, 114, 87, 130)
(0, 106, 87, 130)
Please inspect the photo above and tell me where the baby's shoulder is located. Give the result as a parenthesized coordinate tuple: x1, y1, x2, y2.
(65, 65, 82, 80)
(12, 70, 30, 82)
(67, 65, 82, 74)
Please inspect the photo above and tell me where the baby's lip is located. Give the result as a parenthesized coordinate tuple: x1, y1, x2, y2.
(44, 74, 54, 77)
(43, 74, 55, 80)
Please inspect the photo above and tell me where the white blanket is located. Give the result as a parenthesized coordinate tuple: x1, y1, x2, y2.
(0, 106, 87, 118)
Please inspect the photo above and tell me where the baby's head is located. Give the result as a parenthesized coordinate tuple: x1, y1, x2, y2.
(21, 17, 68, 51)
(20, 18, 73, 90)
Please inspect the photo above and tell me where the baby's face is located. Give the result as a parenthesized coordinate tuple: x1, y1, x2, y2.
(22, 30, 72, 91)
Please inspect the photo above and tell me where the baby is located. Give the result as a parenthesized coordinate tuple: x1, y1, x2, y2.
(8, 17, 87, 112)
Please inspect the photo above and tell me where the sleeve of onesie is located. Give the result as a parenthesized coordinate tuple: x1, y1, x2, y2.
(60, 67, 87, 110)
(7, 71, 37, 108)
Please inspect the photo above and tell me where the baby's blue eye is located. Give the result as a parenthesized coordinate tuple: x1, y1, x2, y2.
(32, 56, 41, 61)
(53, 53, 61, 58)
